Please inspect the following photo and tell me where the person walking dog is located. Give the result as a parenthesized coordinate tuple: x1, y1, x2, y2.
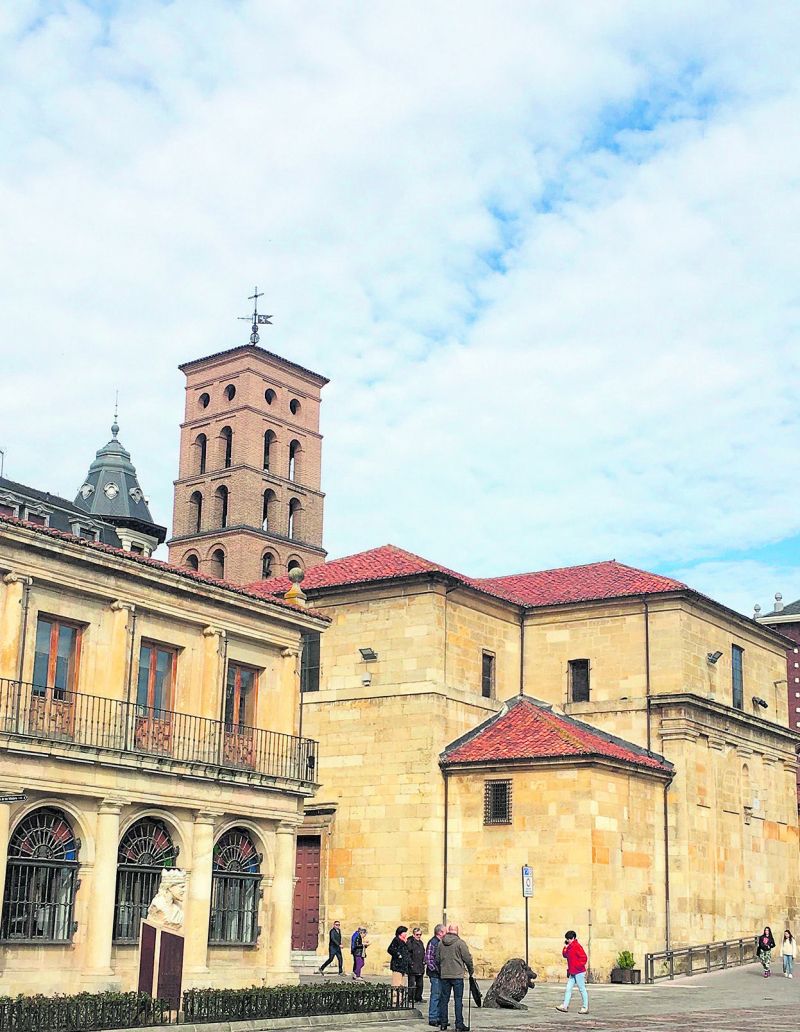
(781, 929, 795, 978)
(555, 930, 589, 1014)
(318, 920, 343, 975)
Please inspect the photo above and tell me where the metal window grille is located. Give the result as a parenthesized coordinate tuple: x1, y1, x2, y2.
(481, 652, 495, 698)
(209, 829, 262, 945)
(113, 818, 177, 943)
(0, 808, 78, 942)
(301, 632, 321, 693)
(483, 780, 512, 825)
(569, 659, 590, 703)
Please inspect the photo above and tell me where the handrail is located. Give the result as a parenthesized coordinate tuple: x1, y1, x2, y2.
(0, 678, 318, 785)
(644, 935, 758, 983)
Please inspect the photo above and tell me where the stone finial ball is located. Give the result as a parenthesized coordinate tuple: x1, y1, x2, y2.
(289, 567, 305, 585)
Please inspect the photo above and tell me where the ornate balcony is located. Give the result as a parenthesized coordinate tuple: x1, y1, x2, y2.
(0, 679, 318, 790)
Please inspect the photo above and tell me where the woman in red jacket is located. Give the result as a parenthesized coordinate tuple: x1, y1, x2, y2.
(555, 930, 589, 1014)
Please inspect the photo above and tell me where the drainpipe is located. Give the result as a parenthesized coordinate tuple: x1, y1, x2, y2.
(643, 599, 652, 755)
(663, 778, 672, 951)
(442, 767, 449, 925)
(519, 608, 525, 697)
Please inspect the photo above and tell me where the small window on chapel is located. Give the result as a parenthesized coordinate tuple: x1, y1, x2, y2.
(484, 780, 512, 825)
(569, 659, 590, 703)
(481, 651, 495, 698)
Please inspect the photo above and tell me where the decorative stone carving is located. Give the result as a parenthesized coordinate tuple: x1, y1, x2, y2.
(146, 868, 187, 931)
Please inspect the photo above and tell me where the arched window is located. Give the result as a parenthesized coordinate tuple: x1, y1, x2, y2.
(113, 818, 177, 943)
(261, 552, 274, 579)
(215, 485, 229, 528)
(199, 392, 210, 409)
(209, 828, 262, 945)
(289, 398, 301, 415)
(224, 384, 236, 402)
(210, 549, 225, 579)
(742, 763, 751, 811)
(264, 388, 276, 405)
(263, 430, 276, 471)
(189, 491, 203, 534)
(185, 554, 199, 571)
(220, 427, 233, 469)
(288, 498, 301, 540)
(287, 558, 303, 573)
(262, 490, 276, 532)
(288, 440, 301, 482)
(1, 808, 79, 941)
(195, 433, 207, 475)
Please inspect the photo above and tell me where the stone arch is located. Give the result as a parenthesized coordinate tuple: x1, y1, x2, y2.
(183, 552, 200, 571)
(287, 555, 304, 573)
(214, 818, 274, 882)
(12, 797, 94, 865)
(118, 808, 189, 869)
(260, 551, 276, 579)
(208, 547, 226, 579)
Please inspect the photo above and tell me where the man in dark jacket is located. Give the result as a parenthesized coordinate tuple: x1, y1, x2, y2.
(387, 925, 411, 988)
(318, 920, 343, 975)
(407, 927, 426, 1003)
(425, 924, 446, 1027)
(438, 924, 474, 1031)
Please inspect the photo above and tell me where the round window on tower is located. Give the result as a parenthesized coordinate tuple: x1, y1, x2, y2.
(224, 384, 236, 402)
(199, 392, 210, 409)
(289, 398, 301, 415)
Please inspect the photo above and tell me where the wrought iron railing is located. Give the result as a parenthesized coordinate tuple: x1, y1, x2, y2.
(644, 935, 758, 983)
(0, 679, 318, 785)
(0, 991, 171, 1031)
(182, 984, 414, 1022)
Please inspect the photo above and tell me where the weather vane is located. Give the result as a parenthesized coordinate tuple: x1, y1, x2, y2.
(238, 287, 273, 345)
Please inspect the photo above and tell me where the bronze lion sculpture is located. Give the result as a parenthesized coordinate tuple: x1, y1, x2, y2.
(483, 958, 538, 1009)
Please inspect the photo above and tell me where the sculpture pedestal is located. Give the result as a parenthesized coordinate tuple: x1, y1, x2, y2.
(137, 920, 185, 1011)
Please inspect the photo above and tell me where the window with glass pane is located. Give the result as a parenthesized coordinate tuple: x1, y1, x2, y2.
(732, 645, 744, 710)
(569, 659, 590, 703)
(32, 617, 80, 699)
(209, 829, 262, 944)
(1, 808, 78, 942)
(136, 642, 176, 712)
(481, 651, 495, 698)
(300, 632, 321, 693)
(113, 818, 177, 943)
(225, 663, 257, 729)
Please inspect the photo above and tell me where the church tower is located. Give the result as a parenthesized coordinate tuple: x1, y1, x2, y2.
(167, 303, 328, 584)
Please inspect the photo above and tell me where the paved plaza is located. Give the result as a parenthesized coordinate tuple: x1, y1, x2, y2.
(305, 964, 797, 1032)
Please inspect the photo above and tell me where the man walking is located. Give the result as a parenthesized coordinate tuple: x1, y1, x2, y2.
(555, 929, 589, 1014)
(408, 926, 426, 1004)
(318, 920, 344, 975)
(425, 924, 446, 1027)
(438, 923, 473, 1031)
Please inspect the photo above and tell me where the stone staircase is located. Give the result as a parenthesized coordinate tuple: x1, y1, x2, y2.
(292, 950, 323, 977)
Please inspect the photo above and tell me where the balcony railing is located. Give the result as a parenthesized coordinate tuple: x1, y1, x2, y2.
(0, 679, 318, 786)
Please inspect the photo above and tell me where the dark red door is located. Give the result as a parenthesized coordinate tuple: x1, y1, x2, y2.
(292, 836, 321, 950)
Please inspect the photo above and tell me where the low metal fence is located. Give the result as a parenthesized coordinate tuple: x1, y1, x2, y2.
(0, 991, 171, 1031)
(644, 935, 758, 983)
(182, 983, 414, 1022)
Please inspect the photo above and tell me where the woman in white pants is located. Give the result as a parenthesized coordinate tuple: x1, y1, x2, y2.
(781, 929, 796, 977)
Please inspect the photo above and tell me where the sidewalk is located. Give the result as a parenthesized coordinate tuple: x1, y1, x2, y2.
(307, 963, 797, 1031)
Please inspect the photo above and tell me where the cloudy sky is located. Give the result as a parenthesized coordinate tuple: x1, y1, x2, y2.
(1, 1, 799, 615)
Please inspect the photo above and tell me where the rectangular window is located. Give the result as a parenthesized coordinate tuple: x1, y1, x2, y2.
(481, 651, 495, 698)
(483, 780, 512, 825)
(25, 513, 46, 526)
(32, 616, 81, 698)
(732, 645, 744, 710)
(0, 503, 16, 517)
(225, 662, 258, 729)
(136, 642, 177, 712)
(569, 659, 590, 703)
(300, 631, 321, 693)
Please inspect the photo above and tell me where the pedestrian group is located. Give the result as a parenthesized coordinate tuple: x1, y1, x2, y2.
(757, 925, 795, 978)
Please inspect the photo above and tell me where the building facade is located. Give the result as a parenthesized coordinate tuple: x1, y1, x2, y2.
(251, 546, 800, 980)
(0, 516, 326, 995)
(167, 345, 328, 583)
(756, 593, 800, 800)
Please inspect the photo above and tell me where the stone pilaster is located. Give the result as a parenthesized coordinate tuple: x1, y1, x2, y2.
(265, 823, 298, 984)
(109, 602, 135, 700)
(84, 799, 123, 985)
(0, 574, 31, 681)
(183, 811, 218, 983)
(0, 802, 11, 923)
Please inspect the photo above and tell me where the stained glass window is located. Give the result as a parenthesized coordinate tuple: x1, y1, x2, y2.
(113, 818, 177, 943)
(209, 829, 261, 944)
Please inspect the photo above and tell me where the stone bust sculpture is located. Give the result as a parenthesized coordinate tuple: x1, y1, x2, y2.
(146, 868, 186, 931)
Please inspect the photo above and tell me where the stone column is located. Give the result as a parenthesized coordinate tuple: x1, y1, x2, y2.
(200, 628, 225, 719)
(109, 602, 135, 701)
(84, 799, 123, 984)
(266, 823, 298, 984)
(183, 811, 218, 984)
(0, 802, 11, 921)
(0, 573, 31, 681)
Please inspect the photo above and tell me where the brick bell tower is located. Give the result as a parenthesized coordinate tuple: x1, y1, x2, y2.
(167, 293, 328, 584)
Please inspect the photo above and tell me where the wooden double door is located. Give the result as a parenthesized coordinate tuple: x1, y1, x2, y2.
(291, 836, 321, 950)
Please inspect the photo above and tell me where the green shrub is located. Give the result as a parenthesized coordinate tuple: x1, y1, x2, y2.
(615, 950, 636, 969)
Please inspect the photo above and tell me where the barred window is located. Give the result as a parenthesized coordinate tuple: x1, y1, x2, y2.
(113, 818, 177, 943)
(483, 780, 512, 825)
(1, 808, 79, 942)
(209, 829, 262, 944)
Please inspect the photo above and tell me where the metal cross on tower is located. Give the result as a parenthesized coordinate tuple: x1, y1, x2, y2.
(238, 287, 273, 345)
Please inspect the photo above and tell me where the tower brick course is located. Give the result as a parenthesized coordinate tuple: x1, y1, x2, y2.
(167, 344, 328, 583)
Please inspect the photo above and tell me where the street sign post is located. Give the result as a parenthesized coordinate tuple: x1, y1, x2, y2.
(522, 865, 533, 965)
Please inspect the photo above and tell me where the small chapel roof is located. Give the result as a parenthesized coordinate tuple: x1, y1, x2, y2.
(440, 695, 673, 774)
(249, 543, 686, 609)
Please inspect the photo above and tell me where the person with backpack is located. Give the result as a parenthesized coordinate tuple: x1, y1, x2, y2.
(555, 929, 589, 1014)
(781, 929, 795, 977)
(757, 926, 776, 976)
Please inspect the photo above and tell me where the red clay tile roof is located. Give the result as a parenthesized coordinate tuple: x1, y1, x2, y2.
(441, 696, 672, 773)
(248, 544, 686, 609)
(0, 514, 329, 622)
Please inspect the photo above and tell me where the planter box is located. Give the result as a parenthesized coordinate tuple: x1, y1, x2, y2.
(610, 967, 641, 984)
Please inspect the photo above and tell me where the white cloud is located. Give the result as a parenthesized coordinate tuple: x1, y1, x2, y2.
(1, 1, 800, 609)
